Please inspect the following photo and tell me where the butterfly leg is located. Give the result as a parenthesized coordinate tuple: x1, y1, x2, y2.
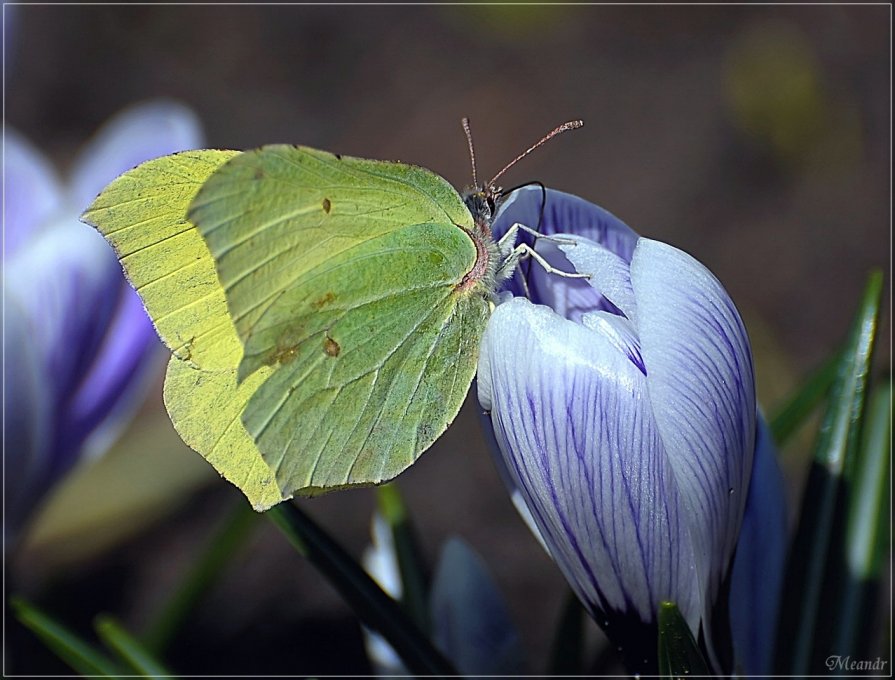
(510, 222, 579, 247)
(510, 242, 591, 281)
(495, 222, 520, 262)
(493, 223, 531, 295)
(493, 223, 525, 287)
(494, 222, 590, 285)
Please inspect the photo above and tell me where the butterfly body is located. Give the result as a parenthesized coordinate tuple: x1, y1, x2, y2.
(456, 185, 505, 296)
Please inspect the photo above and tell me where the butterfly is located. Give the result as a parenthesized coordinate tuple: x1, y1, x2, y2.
(82, 119, 582, 509)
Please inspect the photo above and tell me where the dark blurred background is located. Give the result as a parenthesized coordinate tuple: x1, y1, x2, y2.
(5, 4, 890, 676)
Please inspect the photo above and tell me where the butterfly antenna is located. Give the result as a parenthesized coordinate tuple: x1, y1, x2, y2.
(486, 120, 584, 189)
(461, 117, 479, 188)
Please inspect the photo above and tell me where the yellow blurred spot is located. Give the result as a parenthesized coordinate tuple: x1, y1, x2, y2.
(723, 20, 862, 170)
(16, 403, 215, 577)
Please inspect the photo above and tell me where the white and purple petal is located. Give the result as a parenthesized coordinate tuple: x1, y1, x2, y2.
(560, 235, 756, 634)
(479, 212, 757, 674)
(361, 513, 407, 676)
(3, 217, 156, 480)
(361, 520, 523, 676)
(478, 298, 700, 633)
(560, 236, 638, 323)
(492, 188, 639, 318)
(630, 238, 756, 624)
(493, 186, 638, 255)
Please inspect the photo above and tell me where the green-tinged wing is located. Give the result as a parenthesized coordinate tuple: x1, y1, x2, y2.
(189, 145, 490, 495)
(82, 150, 285, 509)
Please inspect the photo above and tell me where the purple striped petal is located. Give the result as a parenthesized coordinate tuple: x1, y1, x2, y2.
(562, 236, 756, 623)
(64, 285, 165, 462)
(3, 218, 152, 476)
(493, 186, 639, 254)
(629, 238, 756, 647)
(729, 414, 787, 676)
(492, 188, 639, 319)
(561, 237, 638, 323)
(476, 397, 551, 554)
(479, 217, 757, 673)
(478, 298, 701, 645)
(6, 219, 123, 409)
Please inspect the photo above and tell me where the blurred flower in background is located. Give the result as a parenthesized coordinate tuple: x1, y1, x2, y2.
(362, 513, 523, 676)
(477, 187, 785, 673)
(3, 101, 203, 544)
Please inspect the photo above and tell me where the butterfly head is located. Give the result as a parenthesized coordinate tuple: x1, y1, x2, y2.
(459, 117, 582, 230)
(462, 183, 501, 226)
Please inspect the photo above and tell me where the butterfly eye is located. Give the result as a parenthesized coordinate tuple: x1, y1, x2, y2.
(486, 195, 496, 219)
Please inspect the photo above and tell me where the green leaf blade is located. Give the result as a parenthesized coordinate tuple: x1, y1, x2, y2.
(375, 484, 430, 632)
(844, 380, 892, 579)
(769, 350, 840, 446)
(144, 500, 260, 653)
(833, 380, 892, 657)
(11, 597, 122, 677)
(548, 589, 586, 675)
(776, 270, 883, 674)
(657, 601, 709, 679)
(94, 615, 176, 678)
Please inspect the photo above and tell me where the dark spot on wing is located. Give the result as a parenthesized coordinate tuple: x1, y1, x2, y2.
(324, 336, 341, 357)
(180, 336, 196, 362)
(322, 197, 331, 213)
(334, 153, 342, 160)
(253, 167, 264, 180)
(311, 291, 335, 310)
(271, 346, 297, 365)
(263, 325, 306, 367)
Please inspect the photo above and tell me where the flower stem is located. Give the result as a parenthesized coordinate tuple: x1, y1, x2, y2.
(267, 500, 456, 676)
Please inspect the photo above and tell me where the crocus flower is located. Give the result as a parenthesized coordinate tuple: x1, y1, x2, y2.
(362, 514, 523, 676)
(3, 101, 203, 541)
(477, 186, 759, 672)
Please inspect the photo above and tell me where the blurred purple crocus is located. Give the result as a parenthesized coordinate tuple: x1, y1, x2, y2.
(3, 101, 203, 541)
(477, 186, 779, 672)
